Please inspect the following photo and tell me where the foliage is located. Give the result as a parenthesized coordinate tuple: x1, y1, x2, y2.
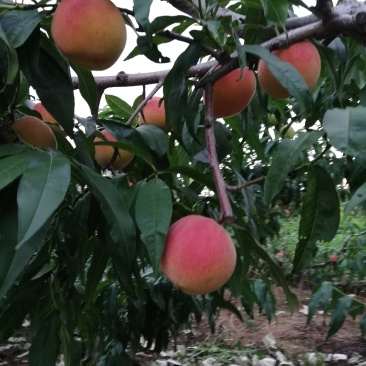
(0, 0, 366, 364)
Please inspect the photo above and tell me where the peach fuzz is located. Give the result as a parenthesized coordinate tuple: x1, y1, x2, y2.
(94, 129, 134, 170)
(211, 67, 256, 118)
(138, 97, 166, 129)
(160, 215, 237, 295)
(258, 41, 321, 99)
(51, 0, 127, 70)
(12, 116, 57, 149)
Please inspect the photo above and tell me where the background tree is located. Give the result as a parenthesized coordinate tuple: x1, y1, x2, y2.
(1, 0, 366, 364)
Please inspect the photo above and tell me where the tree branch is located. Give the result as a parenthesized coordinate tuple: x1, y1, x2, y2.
(203, 83, 233, 224)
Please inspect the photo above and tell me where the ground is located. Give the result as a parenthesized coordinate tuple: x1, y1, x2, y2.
(1, 287, 365, 365)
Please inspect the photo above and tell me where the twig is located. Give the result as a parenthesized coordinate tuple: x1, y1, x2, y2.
(204, 83, 233, 224)
(226, 176, 266, 191)
(158, 30, 221, 60)
(125, 78, 165, 126)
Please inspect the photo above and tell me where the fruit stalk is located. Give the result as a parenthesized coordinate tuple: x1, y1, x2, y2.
(204, 83, 234, 224)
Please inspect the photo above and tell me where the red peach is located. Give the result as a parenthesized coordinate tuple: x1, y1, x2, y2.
(211, 67, 256, 118)
(51, 0, 127, 70)
(138, 97, 166, 129)
(258, 41, 321, 99)
(329, 254, 338, 262)
(94, 129, 134, 170)
(160, 215, 237, 295)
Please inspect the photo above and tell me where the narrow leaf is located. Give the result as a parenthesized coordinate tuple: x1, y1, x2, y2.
(343, 182, 366, 220)
(17, 151, 70, 247)
(81, 165, 136, 267)
(263, 131, 323, 206)
(135, 178, 172, 274)
(327, 296, 352, 339)
(0, 152, 29, 190)
(293, 166, 340, 273)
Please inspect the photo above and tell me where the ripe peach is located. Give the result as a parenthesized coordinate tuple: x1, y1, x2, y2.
(160, 215, 237, 295)
(329, 254, 338, 262)
(276, 252, 284, 259)
(11, 116, 57, 149)
(211, 67, 256, 118)
(33, 103, 66, 136)
(51, 0, 127, 71)
(94, 129, 134, 170)
(138, 97, 166, 129)
(258, 41, 321, 99)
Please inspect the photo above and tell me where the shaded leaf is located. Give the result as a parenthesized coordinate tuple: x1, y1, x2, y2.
(293, 166, 340, 273)
(135, 178, 172, 274)
(343, 182, 366, 220)
(81, 165, 136, 267)
(263, 131, 323, 206)
(323, 107, 366, 156)
(0, 152, 29, 190)
(307, 282, 333, 323)
(327, 296, 352, 339)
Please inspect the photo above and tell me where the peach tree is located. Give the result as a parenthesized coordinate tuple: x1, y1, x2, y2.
(1, 0, 366, 364)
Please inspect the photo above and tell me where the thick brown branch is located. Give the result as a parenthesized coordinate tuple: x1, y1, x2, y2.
(204, 83, 233, 224)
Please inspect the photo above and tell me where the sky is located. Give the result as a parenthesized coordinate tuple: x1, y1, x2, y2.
(70, 0, 337, 116)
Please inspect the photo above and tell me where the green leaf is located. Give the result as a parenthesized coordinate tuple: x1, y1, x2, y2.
(327, 296, 352, 339)
(236, 228, 297, 312)
(28, 311, 61, 366)
(165, 165, 215, 190)
(0, 280, 45, 342)
(0, 213, 51, 300)
(35, 48, 75, 135)
(0, 9, 43, 48)
(259, 0, 288, 24)
(105, 94, 134, 118)
(135, 178, 172, 274)
(136, 124, 168, 158)
(0, 143, 27, 157)
(81, 165, 136, 267)
(307, 282, 333, 323)
(84, 243, 109, 306)
(0, 152, 29, 190)
(263, 131, 323, 206)
(164, 42, 201, 133)
(17, 151, 71, 248)
(71, 64, 97, 116)
(245, 44, 313, 112)
(133, 0, 153, 36)
(343, 182, 366, 220)
(323, 107, 366, 156)
(293, 166, 340, 273)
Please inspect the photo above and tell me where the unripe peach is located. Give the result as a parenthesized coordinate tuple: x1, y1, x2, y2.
(94, 129, 134, 170)
(51, 0, 127, 71)
(160, 215, 237, 295)
(211, 67, 256, 118)
(11, 116, 57, 149)
(280, 125, 296, 139)
(138, 97, 166, 129)
(258, 41, 321, 99)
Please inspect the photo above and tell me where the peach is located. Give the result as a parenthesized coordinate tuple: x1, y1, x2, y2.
(51, 0, 127, 71)
(258, 41, 321, 99)
(160, 215, 237, 295)
(11, 116, 57, 149)
(280, 125, 296, 139)
(94, 129, 134, 170)
(329, 254, 338, 262)
(211, 67, 256, 118)
(138, 97, 166, 129)
(33, 103, 66, 136)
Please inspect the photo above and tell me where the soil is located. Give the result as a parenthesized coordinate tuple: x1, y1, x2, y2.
(1, 287, 365, 365)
